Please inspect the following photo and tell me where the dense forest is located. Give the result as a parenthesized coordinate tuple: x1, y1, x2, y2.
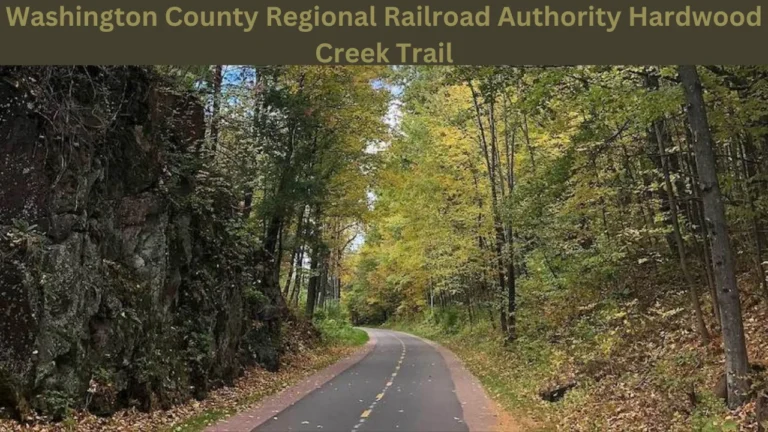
(3, 65, 768, 430)
(346, 66, 768, 431)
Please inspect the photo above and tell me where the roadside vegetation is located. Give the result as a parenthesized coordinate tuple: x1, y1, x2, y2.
(167, 313, 366, 432)
(0, 65, 382, 431)
(387, 293, 763, 431)
(0, 315, 364, 432)
(347, 66, 768, 431)
(315, 304, 370, 347)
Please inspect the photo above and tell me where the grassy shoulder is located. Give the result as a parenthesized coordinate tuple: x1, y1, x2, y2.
(316, 318, 369, 347)
(385, 298, 750, 432)
(313, 303, 370, 348)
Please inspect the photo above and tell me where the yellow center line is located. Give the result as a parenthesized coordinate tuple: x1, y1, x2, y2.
(351, 333, 407, 432)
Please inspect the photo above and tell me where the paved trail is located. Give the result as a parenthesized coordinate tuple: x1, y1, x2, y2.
(210, 329, 496, 432)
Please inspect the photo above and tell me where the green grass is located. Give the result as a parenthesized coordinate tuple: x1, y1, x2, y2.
(316, 318, 369, 346)
(167, 409, 229, 432)
(314, 302, 369, 347)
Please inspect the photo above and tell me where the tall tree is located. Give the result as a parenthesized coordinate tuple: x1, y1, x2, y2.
(679, 65, 749, 408)
(210, 65, 223, 152)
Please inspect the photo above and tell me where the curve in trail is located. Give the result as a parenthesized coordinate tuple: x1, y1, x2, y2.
(258, 328, 471, 432)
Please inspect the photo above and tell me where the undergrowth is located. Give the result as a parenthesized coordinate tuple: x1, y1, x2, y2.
(0, 314, 368, 432)
(168, 310, 366, 432)
(314, 303, 369, 347)
(386, 272, 768, 431)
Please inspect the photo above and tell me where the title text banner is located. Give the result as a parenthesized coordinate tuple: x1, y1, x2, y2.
(0, 0, 764, 64)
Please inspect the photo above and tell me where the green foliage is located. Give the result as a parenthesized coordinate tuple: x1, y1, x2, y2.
(426, 307, 462, 334)
(689, 393, 733, 432)
(244, 286, 269, 308)
(389, 300, 728, 431)
(313, 301, 345, 322)
(315, 319, 368, 347)
(34, 390, 74, 421)
(314, 305, 368, 347)
(2, 218, 44, 257)
(347, 67, 768, 430)
(9, 63, 768, 428)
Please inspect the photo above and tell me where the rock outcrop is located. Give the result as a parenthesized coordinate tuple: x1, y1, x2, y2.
(0, 66, 282, 419)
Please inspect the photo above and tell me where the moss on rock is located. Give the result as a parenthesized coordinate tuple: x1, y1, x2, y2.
(0, 67, 283, 420)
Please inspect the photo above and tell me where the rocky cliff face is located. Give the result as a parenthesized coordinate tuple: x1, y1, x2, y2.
(0, 67, 282, 419)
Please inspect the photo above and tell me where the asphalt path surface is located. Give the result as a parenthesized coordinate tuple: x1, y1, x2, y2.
(253, 329, 469, 432)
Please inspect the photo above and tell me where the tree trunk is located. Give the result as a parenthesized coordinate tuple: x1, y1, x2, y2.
(468, 80, 512, 341)
(655, 121, 710, 343)
(318, 254, 329, 309)
(644, 71, 679, 255)
(256, 212, 287, 311)
(305, 245, 320, 318)
(210, 65, 223, 152)
(684, 116, 721, 325)
(679, 65, 749, 408)
(242, 191, 253, 220)
(290, 249, 304, 307)
(283, 206, 307, 296)
(305, 204, 324, 318)
(273, 219, 286, 292)
(502, 93, 517, 342)
(505, 258, 516, 340)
